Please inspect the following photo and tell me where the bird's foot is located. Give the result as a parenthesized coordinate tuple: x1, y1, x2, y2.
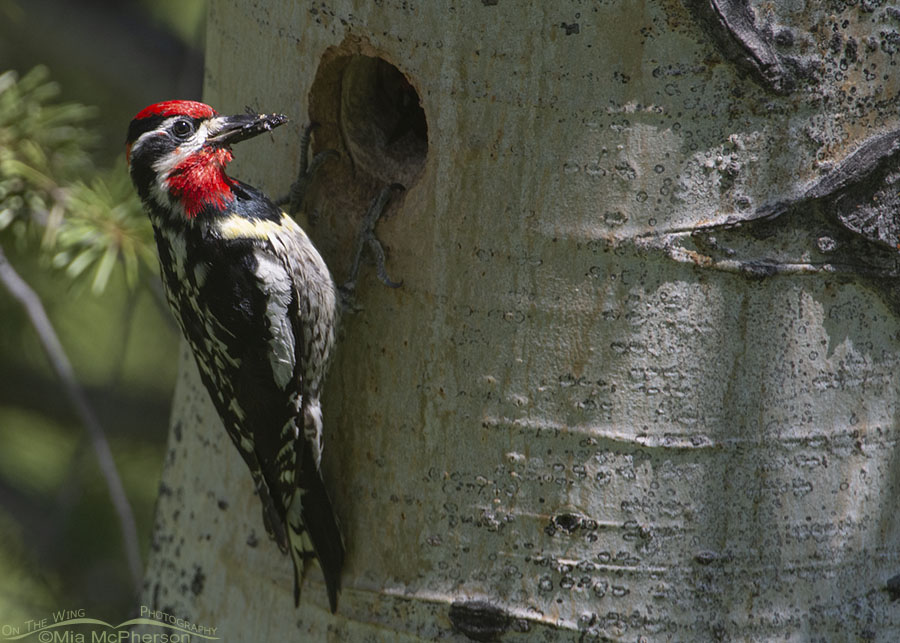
(339, 183, 404, 306)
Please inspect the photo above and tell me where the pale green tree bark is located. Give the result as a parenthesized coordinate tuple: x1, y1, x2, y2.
(139, 1, 900, 640)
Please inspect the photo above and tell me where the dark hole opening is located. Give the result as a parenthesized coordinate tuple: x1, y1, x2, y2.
(310, 54, 428, 188)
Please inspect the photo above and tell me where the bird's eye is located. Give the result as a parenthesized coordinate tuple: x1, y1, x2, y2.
(172, 119, 193, 139)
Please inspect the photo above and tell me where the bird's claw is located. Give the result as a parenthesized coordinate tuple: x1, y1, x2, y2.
(341, 183, 405, 298)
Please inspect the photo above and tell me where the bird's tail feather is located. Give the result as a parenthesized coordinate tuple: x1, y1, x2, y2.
(287, 445, 344, 612)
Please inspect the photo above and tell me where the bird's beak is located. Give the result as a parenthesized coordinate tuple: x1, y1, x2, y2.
(206, 111, 288, 147)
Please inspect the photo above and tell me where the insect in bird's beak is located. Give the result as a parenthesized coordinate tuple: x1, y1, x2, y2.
(206, 112, 289, 147)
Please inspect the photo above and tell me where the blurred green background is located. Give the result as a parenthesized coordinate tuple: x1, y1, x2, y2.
(0, 0, 207, 624)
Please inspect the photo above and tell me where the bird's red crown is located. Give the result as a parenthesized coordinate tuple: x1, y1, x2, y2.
(134, 100, 218, 121)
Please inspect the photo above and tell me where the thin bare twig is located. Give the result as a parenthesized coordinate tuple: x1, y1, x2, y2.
(0, 245, 143, 592)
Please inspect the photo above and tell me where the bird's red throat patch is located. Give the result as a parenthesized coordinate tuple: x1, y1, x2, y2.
(165, 147, 236, 218)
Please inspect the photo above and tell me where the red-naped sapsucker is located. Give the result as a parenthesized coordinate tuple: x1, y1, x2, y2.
(126, 100, 350, 612)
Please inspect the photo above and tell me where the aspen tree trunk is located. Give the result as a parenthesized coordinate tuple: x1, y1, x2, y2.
(139, 1, 900, 640)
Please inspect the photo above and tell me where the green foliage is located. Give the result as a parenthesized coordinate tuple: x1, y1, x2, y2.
(0, 66, 94, 236)
(50, 168, 156, 294)
(0, 66, 156, 294)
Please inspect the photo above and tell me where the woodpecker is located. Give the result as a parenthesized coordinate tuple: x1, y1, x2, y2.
(126, 100, 346, 611)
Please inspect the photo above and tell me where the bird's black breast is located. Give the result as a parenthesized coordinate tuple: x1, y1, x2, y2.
(157, 227, 259, 343)
(196, 237, 266, 344)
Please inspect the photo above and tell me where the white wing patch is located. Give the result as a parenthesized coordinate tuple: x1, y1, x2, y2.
(218, 215, 289, 241)
(253, 249, 296, 389)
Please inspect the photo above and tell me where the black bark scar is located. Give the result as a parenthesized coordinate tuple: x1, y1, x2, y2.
(684, 0, 795, 94)
(758, 128, 900, 252)
(449, 601, 512, 642)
